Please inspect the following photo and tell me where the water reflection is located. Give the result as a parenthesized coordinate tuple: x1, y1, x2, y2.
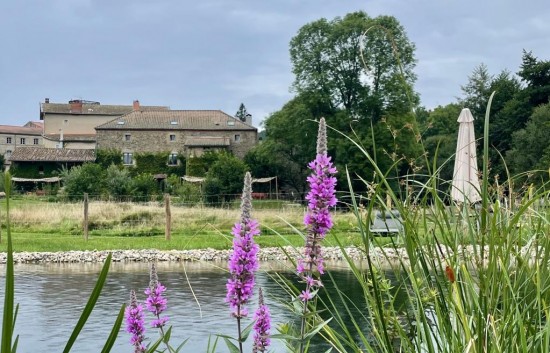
(0, 261, 403, 352)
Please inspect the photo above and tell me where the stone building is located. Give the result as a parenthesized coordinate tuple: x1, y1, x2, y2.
(0, 123, 43, 164)
(95, 110, 257, 164)
(40, 98, 168, 149)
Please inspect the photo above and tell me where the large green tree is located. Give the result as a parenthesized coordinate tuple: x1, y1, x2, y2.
(261, 12, 422, 196)
(261, 93, 332, 195)
(289, 11, 417, 120)
(507, 103, 550, 182)
(460, 64, 523, 178)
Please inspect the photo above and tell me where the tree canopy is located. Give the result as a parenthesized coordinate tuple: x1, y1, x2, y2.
(290, 11, 417, 120)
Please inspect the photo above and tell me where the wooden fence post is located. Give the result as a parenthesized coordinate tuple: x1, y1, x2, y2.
(83, 193, 89, 241)
(165, 193, 171, 241)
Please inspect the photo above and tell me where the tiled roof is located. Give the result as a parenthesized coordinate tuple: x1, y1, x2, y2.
(8, 147, 95, 162)
(95, 110, 256, 131)
(41, 103, 169, 115)
(24, 121, 44, 129)
(185, 136, 231, 146)
(43, 134, 96, 142)
(0, 125, 42, 135)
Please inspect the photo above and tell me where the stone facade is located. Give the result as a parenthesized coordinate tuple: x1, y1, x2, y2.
(95, 110, 258, 159)
(96, 129, 257, 158)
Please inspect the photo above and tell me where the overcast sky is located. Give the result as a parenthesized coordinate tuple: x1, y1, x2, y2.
(1, 0, 549, 128)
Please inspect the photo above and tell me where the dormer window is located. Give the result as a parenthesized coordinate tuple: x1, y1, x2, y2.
(227, 121, 235, 126)
(170, 121, 178, 125)
(117, 121, 125, 125)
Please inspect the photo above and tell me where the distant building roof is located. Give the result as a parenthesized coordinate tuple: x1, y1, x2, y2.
(95, 110, 256, 131)
(40, 101, 169, 117)
(8, 147, 95, 162)
(0, 125, 42, 135)
(24, 121, 44, 129)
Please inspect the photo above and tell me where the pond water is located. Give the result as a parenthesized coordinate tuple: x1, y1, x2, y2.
(0, 261, 405, 352)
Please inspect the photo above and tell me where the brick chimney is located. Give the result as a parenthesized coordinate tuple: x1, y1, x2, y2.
(133, 100, 140, 111)
(69, 100, 83, 114)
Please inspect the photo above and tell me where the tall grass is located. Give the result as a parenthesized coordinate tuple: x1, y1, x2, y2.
(310, 94, 550, 353)
(0, 200, 369, 252)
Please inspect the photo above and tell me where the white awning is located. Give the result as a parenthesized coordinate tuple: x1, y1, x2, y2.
(11, 177, 62, 183)
(252, 177, 276, 183)
(181, 176, 276, 184)
(181, 176, 205, 183)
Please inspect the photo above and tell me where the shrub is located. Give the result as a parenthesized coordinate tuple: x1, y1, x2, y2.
(60, 163, 106, 200)
(105, 164, 135, 199)
(132, 173, 160, 202)
(203, 153, 248, 204)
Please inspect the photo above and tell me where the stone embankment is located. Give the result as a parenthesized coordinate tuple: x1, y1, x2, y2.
(2, 245, 537, 265)
(0, 247, 412, 264)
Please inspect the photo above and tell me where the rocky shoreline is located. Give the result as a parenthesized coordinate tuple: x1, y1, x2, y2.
(0, 246, 414, 264)
(1, 245, 533, 265)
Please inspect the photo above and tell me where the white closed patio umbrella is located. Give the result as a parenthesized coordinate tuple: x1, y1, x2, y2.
(451, 108, 481, 204)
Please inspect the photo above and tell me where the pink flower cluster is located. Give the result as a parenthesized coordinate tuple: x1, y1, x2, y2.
(226, 219, 260, 317)
(297, 117, 338, 301)
(125, 290, 146, 353)
(252, 288, 271, 353)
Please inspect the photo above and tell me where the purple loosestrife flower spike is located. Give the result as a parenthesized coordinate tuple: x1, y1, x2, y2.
(240, 171, 253, 224)
(297, 117, 337, 287)
(316, 117, 327, 155)
(253, 288, 271, 353)
(226, 171, 260, 318)
(145, 263, 169, 328)
(125, 290, 146, 353)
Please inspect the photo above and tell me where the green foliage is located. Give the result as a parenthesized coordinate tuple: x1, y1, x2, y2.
(235, 103, 248, 122)
(507, 102, 550, 182)
(60, 163, 106, 200)
(421, 103, 461, 187)
(132, 173, 160, 201)
(203, 153, 247, 204)
(10, 162, 60, 179)
(96, 149, 122, 169)
(185, 151, 222, 177)
(133, 152, 169, 176)
(174, 182, 203, 205)
(262, 94, 328, 194)
(104, 164, 134, 198)
(290, 11, 417, 116)
(186, 157, 208, 177)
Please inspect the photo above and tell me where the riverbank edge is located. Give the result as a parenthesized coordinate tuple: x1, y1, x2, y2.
(0, 245, 479, 264)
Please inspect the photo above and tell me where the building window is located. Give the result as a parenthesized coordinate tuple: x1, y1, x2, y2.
(234, 134, 241, 142)
(34, 138, 39, 145)
(6, 137, 12, 144)
(6, 150, 11, 157)
(168, 153, 178, 166)
(124, 134, 131, 141)
(122, 152, 133, 165)
(38, 166, 44, 175)
(20, 138, 26, 145)
(169, 134, 176, 142)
